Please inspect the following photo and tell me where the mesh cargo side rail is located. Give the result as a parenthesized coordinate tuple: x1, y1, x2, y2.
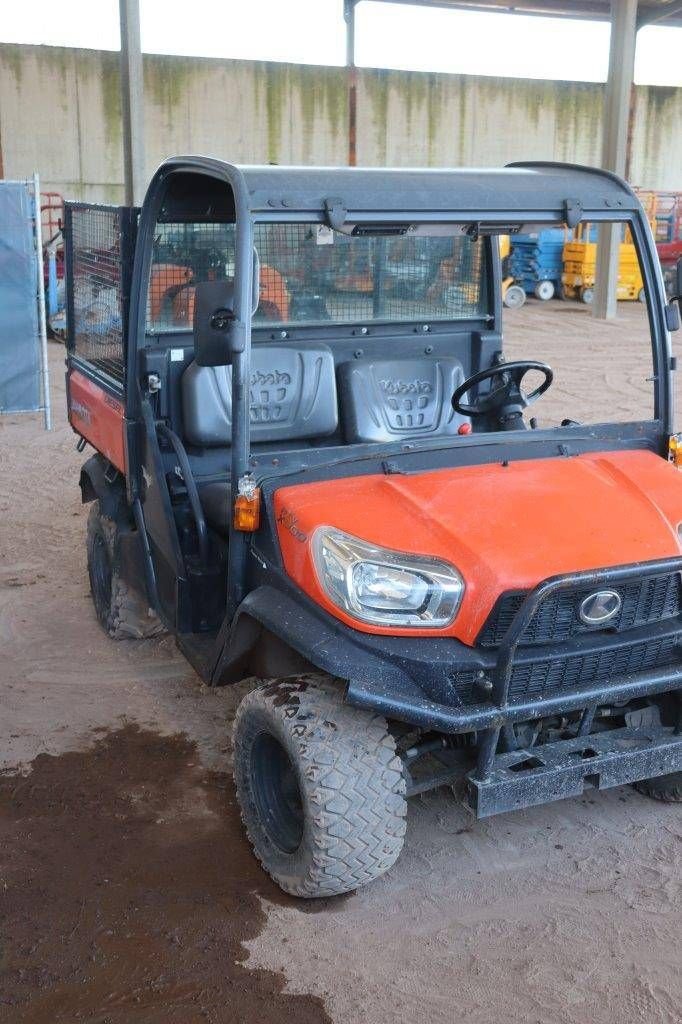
(64, 203, 137, 389)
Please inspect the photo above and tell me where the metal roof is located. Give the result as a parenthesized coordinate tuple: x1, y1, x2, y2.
(361, 1, 682, 28)
(233, 160, 639, 218)
(158, 156, 641, 222)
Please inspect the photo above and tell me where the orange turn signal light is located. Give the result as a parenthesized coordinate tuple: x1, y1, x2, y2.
(669, 434, 682, 469)
(234, 477, 261, 532)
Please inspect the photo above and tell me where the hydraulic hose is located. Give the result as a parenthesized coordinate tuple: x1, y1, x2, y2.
(156, 422, 209, 565)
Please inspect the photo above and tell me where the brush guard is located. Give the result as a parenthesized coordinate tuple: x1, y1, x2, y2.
(466, 557, 682, 816)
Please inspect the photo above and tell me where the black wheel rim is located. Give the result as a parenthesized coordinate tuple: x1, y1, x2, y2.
(90, 532, 112, 619)
(250, 732, 304, 854)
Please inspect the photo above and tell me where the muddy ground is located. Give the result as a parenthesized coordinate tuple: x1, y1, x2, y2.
(1, 302, 680, 1023)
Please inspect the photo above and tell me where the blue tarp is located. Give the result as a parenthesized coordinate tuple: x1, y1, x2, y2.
(0, 181, 41, 413)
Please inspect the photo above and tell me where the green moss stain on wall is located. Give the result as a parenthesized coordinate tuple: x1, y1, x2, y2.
(100, 52, 122, 151)
(518, 78, 543, 133)
(258, 62, 284, 164)
(426, 75, 442, 165)
(637, 86, 680, 186)
(324, 68, 348, 146)
(553, 81, 602, 164)
(144, 54, 193, 139)
(455, 75, 469, 163)
(391, 70, 441, 165)
(30, 46, 73, 114)
(401, 70, 428, 136)
(146, 54, 190, 110)
(4, 44, 682, 194)
(267, 64, 285, 164)
(299, 67, 316, 139)
(2, 43, 26, 87)
(290, 65, 348, 162)
(364, 69, 390, 164)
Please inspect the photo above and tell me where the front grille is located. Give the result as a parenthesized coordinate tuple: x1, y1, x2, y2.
(451, 634, 681, 705)
(478, 571, 681, 648)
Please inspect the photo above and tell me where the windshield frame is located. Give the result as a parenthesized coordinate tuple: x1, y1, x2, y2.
(245, 206, 671, 471)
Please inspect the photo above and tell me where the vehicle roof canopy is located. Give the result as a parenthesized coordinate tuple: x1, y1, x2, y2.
(157, 157, 640, 223)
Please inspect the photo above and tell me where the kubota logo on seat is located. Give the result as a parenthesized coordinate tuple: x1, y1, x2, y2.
(579, 589, 622, 626)
(379, 378, 432, 395)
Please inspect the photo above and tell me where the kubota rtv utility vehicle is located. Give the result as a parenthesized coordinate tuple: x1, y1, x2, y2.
(65, 160, 682, 897)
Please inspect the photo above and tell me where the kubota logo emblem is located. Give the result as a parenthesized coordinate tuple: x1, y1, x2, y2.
(579, 589, 622, 626)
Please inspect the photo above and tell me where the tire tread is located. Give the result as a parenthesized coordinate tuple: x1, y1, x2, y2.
(232, 676, 407, 898)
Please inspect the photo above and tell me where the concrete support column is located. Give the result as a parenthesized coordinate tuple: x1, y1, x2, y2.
(345, 0, 357, 167)
(593, 0, 638, 320)
(119, 0, 145, 207)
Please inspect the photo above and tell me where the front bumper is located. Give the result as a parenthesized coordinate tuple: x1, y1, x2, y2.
(466, 722, 682, 817)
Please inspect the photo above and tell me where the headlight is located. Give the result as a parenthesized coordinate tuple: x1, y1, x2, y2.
(312, 527, 464, 627)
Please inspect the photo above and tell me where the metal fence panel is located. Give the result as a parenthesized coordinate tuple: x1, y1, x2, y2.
(0, 181, 41, 413)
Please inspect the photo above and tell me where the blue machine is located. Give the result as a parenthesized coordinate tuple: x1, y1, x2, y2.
(509, 228, 567, 301)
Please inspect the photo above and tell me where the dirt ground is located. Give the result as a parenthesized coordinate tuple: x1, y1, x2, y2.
(1, 302, 681, 1024)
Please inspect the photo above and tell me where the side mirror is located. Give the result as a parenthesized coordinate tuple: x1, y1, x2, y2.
(192, 250, 261, 367)
(193, 280, 236, 367)
(676, 256, 682, 302)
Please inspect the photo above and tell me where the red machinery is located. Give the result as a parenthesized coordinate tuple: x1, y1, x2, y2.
(636, 189, 682, 294)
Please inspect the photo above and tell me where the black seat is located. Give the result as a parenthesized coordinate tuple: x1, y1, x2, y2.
(182, 343, 338, 536)
(182, 343, 338, 447)
(337, 357, 470, 443)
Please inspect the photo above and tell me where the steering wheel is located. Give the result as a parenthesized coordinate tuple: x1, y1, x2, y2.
(452, 360, 554, 429)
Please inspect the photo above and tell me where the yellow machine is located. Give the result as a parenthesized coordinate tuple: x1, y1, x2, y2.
(499, 235, 527, 309)
(561, 223, 646, 304)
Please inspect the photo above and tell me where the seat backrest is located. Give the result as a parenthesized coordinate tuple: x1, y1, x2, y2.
(337, 356, 469, 443)
(182, 343, 338, 447)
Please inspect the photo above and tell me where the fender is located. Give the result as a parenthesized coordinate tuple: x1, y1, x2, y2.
(78, 453, 125, 519)
(212, 583, 429, 693)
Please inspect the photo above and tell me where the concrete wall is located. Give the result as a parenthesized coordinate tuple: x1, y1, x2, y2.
(1, 43, 681, 203)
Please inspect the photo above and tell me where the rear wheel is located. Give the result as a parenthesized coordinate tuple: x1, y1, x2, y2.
(86, 501, 163, 639)
(634, 771, 682, 803)
(232, 676, 407, 898)
(579, 286, 594, 305)
(503, 284, 526, 309)
(534, 280, 555, 301)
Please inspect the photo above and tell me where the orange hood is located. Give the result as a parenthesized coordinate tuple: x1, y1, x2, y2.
(274, 450, 682, 644)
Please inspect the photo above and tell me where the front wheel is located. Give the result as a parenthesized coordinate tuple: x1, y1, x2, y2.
(232, 676, 407, 898)
(579, 286, 594, 305)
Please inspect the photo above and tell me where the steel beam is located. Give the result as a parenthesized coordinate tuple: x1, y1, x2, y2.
(365, 1, 682, 28)
(345, 0, 358, 167)
(119, 0, 145, 207)
(637, 0, 682, 27)
(592, 0, 638, 320)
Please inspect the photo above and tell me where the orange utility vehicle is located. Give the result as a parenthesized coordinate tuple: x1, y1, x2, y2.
(65, 161, 682, 897)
